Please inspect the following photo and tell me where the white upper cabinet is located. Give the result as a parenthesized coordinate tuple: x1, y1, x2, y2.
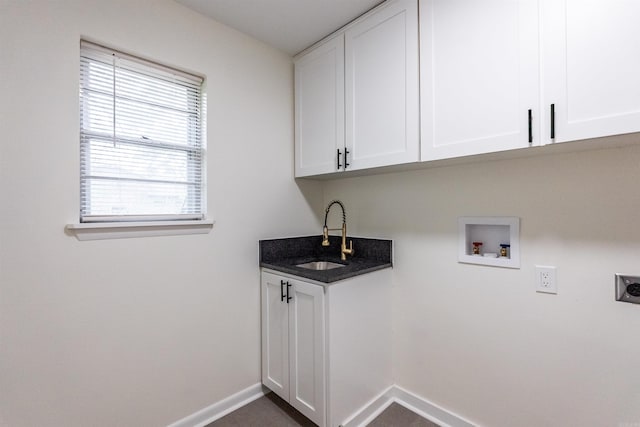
(345, 0, 420, 170)
(295, 0, 640, 176)
(541, 0, 640, 144)
(420, 0, 540, 160)
(294, 35, 345, 177)
(294, 0, 419, 177)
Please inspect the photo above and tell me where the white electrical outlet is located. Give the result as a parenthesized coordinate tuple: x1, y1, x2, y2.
(536, 265, 557, 294)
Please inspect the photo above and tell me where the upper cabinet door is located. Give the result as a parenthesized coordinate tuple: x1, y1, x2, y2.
(345, 0, 420, 170)
(542, 0, 640, 144)
(420, 0, 540, 160)
(294, 35, 345, 177)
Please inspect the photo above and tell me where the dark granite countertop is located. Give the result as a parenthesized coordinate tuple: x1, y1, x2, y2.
(259, 235, 392, 284)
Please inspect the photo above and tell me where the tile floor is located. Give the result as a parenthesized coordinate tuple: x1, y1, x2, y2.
(206, 392, 439, 427)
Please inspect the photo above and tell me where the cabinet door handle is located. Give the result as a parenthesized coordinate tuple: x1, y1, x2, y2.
(336, 149, 342, 170)
(344, 148, 350, 170)
(286, 283, 292, 303)
(280, 280, 286, 302)
(528, 109, 533, 145)
(550, 103, 555, 139)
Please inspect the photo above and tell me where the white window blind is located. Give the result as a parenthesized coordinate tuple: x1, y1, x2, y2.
(79, 41, 204, 223)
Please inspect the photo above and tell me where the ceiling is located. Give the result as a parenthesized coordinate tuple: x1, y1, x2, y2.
(175, 0, 384, 55)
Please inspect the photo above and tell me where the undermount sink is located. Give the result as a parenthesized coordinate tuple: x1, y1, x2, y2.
(296, 261, 346, 271)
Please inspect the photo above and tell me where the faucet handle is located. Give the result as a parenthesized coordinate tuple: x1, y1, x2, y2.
(322, 226, 330, 246)
(343, 240, 354, 256)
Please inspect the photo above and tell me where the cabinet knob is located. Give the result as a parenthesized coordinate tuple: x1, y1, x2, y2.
(336, 149, 342, 170)
(286, 282, 292, 303)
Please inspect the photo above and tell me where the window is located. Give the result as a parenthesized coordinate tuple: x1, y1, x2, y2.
(79, 41, 204, 223)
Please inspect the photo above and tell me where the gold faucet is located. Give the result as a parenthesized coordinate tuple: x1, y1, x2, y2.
(322, 200, 354, 261)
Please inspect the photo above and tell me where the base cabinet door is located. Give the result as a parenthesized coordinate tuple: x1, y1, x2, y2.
(288, 279, 325, 426)
(261, 273, 290, 400)
(541, 0, 640, 144)
(261, 272, 325, 426)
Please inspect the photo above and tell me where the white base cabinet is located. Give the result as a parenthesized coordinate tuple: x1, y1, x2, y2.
(261, 269, 392, 427)
(261, 272, 326, 426)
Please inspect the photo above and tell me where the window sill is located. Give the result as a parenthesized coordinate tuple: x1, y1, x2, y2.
(65, 219, 215, 241)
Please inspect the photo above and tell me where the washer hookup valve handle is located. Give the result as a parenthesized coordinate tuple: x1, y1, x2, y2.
(499, 244, 510, 258)
(472, 242, 483, 255)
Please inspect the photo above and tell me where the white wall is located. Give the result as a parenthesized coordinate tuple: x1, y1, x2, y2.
(0, 1, 322, 426)
(4, 2, 640, 427)
(323, 143, 640, 427)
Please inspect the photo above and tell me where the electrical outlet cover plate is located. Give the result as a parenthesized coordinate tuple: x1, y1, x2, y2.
(535, 265, 557, 294)
(615, 274, 640, 305)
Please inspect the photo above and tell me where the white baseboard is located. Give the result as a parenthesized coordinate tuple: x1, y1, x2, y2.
(167, 383, 266, 427)
(389, 385, 477, 427)
(168, 383, 475, 427)
(340, 385, 396, 427)
(342, 385, 476, 427)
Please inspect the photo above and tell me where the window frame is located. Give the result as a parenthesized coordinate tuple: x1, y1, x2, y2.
(67, 41, 212, 240)
(79, 40, 205, 223)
